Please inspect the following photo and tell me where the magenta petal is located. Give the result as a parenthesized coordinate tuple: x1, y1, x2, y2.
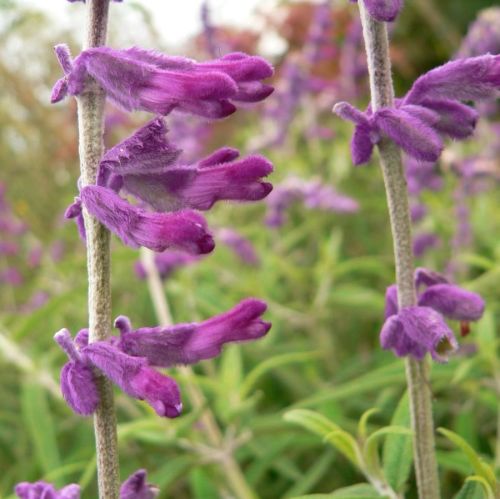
(15, 482, 81, 499)
(374, 108, 443, 162)
(404, 54, 500, 104)
(120, 470, 158, 499)
(117, 298, 271, 367)
(60, 362, 100, 416)
(418, 284, 485, 321)
(380, 314, 426, 360)
(351, 124, 375, 165)
(384, 284, 399, 319)
(363, 0, 403, 22)
(198, 147, 240, 167)
(414, 267, 449, 289)
(80, 186, 214, 254)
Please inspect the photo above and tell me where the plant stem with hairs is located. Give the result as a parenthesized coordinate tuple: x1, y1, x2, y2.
(357, 3, 440, 498)
(140, 248, 258, 499)
(76, 1, 120, 497)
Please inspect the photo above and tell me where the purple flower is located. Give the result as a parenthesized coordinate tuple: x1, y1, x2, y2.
(350, 0, 403, 22)
(115, 298, 271, 367)
(51, 45, 273, 119)
(98, 118, 273, 212)
(78, 186, 215, 254)
(120, 470, 158, 499)
(15, 470, 157, 499)
(381, 268, 485, 361)
(334, 54, 500, 165)
(15, 482, 80, 499)
(380, 306, 457, 362)
(135, 250, 200, 280)
(413, 232, 440, 257)
(457, 7, 500, 58)
(265, 177, 358, 227)
(216, 228, 260, 266)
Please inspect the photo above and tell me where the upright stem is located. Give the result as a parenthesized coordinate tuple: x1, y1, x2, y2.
(76, 1, 119, 497)
(140, 248, 257, 499)
(357, 4, 440, 498)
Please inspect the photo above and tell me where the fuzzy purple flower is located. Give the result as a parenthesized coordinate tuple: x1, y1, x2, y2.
(216, 228, 260, 266)
(15, 482, 80, 499)
(457, 7, 500, 58)
(334, 54, 500, 165)
(381, 267, 485, 361)
(120, 470, 158, 499)
(51, 45, 273, 119)
(98, 117, 273, 212)
(413, 232, 440, 258)
(350, 0, 403, 22)
(115, 298, 271, 367)
(76, 186, 215, 254)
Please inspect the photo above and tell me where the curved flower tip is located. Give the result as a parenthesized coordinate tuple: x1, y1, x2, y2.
(418, 284, 485, 322)
(117, 298, 271, 368)
(120, 470, 159, 499)
(15, 482, 80, 499)
(80, 186, 215, 254)
(380, 306, 458, 362)
(363, 0, 403, 22)
(52, 47, 273, 118)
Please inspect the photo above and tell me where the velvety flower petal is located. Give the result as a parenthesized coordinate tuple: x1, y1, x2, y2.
(51, 78, 69, 103)
(351, 124, 375, 165)
(374, 108, 443, 162)
(414, 267, 449, 289)
(404, 54, 500, 104)
(198, 147, 240, 167)
(121, 155, 273, 212)
(80, 186, 215, 254)
(116, 298, 271, 368)
(363, 0, 403, 22)
(384, 284, 399, 319)
(381, 307, 458, 362)
(333, 101, 371, 127)
(418, 284, 485, 321)
(419, 99, 479, 139)
(83, 342, 182, 418)
(15, 482, 80, 499)
(120, 470, 158, 499)
(99, 117, 181, 184)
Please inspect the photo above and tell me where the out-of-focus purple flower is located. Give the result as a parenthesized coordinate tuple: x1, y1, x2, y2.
(265, 177, 358, 227)
(15, 481, 80, 499)
(15, 470, 157, 499)
(76, 186, 215, 254)
(201, 1, 218, 58)
(120, 470, 158, 499)
(350, 0, 403, 22)
(135, 249, 200, 280)
(405, 158, 443, 196)
(51, 45, 273, 119)
(0, 241, 19, 256)
(27, 245, 43, 268)
(216, 228, 260, 266)
(413, 232, 440, 257)
(304, 1, 333, 65)
(334, 55, 500, 165)
(339, 18, 367, 100)
(116, 298, 271, 367)
(410, 203, 427, 223)
(51, 241, 65, 262)
(381, 267, 485, 360)
(20, 291, 50, 314)
(0, 267, 23, 286)
(457, 8, 500, 59)
(98, 118, 273, 212)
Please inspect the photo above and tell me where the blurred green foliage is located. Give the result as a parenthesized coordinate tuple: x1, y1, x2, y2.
(0, 1, 499, 498)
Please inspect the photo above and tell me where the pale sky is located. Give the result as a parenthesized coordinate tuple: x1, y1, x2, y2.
(17, 0, 284, 52)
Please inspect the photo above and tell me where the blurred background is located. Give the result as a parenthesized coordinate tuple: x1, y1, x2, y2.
(0, 0, 499, 497)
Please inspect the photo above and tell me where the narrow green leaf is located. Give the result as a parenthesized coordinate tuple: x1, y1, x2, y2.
(323, 430, 361, 467)
(383, 392, 413, 492)
(438, 428, 497, 489)
(358, 408, 379, 441)
(454, 480, 486, 499)
(189, 468, 220, 499)
(293, 483, 383, 498)
(465, 476, 496, 499)
(21, 383, 60, 482)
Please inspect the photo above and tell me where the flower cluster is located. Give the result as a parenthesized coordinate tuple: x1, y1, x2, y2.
(15, 469, 156, 499)
(334, 55, 500, 165)
(65, 116, 272, 254)
(380, 268, 485, 362)
(55, 299, 271, 417)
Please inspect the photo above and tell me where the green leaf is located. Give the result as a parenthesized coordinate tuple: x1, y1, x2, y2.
(21, 383, 60, 483)
(454, 480, 486, 499)
(358, 408, 379, 441)
(189, 468, 220, 499)
(438, 428, 497, 489)
(284, 410, 360, 467)
(465, 476, 496, 499)
(293, 483, 383, 498)
(383, 392, 413, 492)
(363, 426, 412, 479)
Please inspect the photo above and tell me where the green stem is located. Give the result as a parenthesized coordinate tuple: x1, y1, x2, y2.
(140, 248, 257, 499)
(357, 4, 440, 498)
(76, 1, 119, 497)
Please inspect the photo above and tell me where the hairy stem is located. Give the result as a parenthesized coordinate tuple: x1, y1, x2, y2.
(76, 1, 119, 497)
(357, 4, 440, 498)
(140, 248, 257, 499)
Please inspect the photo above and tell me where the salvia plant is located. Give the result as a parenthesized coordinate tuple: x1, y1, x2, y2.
(3, 0, 500, 498)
